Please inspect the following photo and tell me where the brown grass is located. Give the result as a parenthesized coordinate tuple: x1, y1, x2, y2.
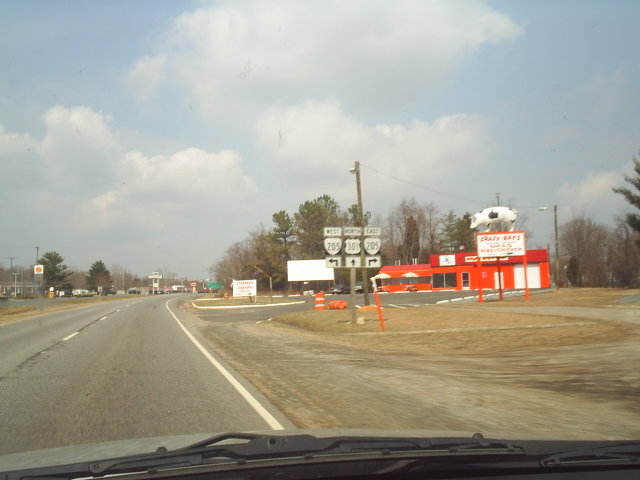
(269, 289, 636, 354)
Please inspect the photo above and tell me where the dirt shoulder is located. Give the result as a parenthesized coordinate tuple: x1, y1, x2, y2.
(192, 288, 640, 439)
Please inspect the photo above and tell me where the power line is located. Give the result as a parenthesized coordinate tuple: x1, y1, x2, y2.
(359, 163, 489, 206)
(360, 163, 547, 211)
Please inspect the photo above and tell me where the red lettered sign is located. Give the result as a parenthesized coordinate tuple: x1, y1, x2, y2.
(476, 231, 526, 257)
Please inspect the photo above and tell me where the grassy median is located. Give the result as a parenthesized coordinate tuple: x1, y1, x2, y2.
(267, 289, 638, 354)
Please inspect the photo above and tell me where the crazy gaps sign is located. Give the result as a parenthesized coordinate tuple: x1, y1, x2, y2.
(476, 231, 526, 257)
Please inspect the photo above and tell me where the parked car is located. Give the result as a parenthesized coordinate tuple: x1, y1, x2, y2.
(127, 289, 141, 294)
(330, 284, 349, 294)
(354, 282, 372, 294)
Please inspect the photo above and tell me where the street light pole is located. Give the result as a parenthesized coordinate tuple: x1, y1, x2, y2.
(351, 161, 371, 306)
(539, 205, 561, 289)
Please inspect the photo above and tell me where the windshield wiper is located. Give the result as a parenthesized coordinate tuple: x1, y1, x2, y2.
(541, 442, 640, 466)
(3, 432, 525, 479)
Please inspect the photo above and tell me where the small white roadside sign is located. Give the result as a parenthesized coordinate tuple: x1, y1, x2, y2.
(324, 227, 342, 237)
(232, 279, 257, 297)
(325, 256, 342, 268)
(365, 255, 382, 268)
(343, 227, 362, 237)
(476, 231, 526, 257)
(344, 256, 361, 268)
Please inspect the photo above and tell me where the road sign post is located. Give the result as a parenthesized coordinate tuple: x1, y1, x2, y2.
(323, 226, 383, 316)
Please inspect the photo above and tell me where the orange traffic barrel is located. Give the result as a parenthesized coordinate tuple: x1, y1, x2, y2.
(315, 291, 326, 310)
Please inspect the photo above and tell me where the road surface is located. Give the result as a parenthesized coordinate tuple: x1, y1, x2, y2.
(0, 295, 291, 456)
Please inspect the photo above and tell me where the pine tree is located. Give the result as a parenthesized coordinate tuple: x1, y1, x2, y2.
(613, 155, 640, 242)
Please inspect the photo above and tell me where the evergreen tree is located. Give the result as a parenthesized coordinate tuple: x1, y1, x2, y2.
(613, 155, 640, 244)
(37, 251, 71, 291)
(86, 260, 112, 293)
(293, 195, 346, 259)
(440, 211, 476, 253)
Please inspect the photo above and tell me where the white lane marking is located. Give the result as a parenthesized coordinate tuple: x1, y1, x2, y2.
(62, 332, 79, 342)
(99, 316, 108, 320)
(436, 300, 450, 304)
(165, 300, 284, 430)
(388, 304, 406, 309)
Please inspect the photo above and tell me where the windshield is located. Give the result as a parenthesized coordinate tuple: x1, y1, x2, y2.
(1, 0, 640, 469)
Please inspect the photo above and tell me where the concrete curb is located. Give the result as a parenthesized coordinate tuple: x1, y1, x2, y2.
(191, 301, 306, 310)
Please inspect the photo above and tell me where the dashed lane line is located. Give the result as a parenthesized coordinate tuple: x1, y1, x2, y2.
(61, 331, 79, 342)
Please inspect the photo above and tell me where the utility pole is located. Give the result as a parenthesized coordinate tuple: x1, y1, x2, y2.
(254, 265, 273, 303)
(351, 161, 371, 306)
(3, 256, 16, 271)
(495, 192, 501, 206)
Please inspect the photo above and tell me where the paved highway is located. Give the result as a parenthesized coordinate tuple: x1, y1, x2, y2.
(0, 295, 292, 456)
(0, 289, 537, 456)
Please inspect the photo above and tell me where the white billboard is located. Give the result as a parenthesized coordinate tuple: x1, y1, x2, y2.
(232, 279, 257, 297)
(476, 231, 526, 257)
(287, 260, 335, 282)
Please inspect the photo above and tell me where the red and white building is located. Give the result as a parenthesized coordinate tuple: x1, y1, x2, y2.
(376, 249, 550, 292)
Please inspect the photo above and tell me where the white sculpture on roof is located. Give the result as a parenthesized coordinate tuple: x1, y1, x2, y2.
(470, 206, 518, 232)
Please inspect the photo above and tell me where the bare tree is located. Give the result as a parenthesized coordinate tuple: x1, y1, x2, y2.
(559, 216, 610, 287)
(606, 218, 640, 287)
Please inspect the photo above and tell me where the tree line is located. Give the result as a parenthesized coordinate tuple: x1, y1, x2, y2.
(210, 156, 640, 291)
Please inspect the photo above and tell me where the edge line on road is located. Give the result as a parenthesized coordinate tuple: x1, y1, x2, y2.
(164, 300, 285, 431)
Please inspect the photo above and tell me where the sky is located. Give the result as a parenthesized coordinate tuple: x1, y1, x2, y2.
(1, 0, 639, 279)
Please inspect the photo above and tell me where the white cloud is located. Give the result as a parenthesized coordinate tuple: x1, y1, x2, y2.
(0, 124, 36, 156)
(557, 169, 628, 221)
(120, 147, 256, 199)
(36, 105, 122, 188)
(1, 104, 257, 236)
(126, 54, 168, 101)
(256, 98, 491, 207)
(571, 67, 629, 121)
(126, 1, 522, 119)
(258, 99, 489, 174)
(71, 146, 257, 232)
